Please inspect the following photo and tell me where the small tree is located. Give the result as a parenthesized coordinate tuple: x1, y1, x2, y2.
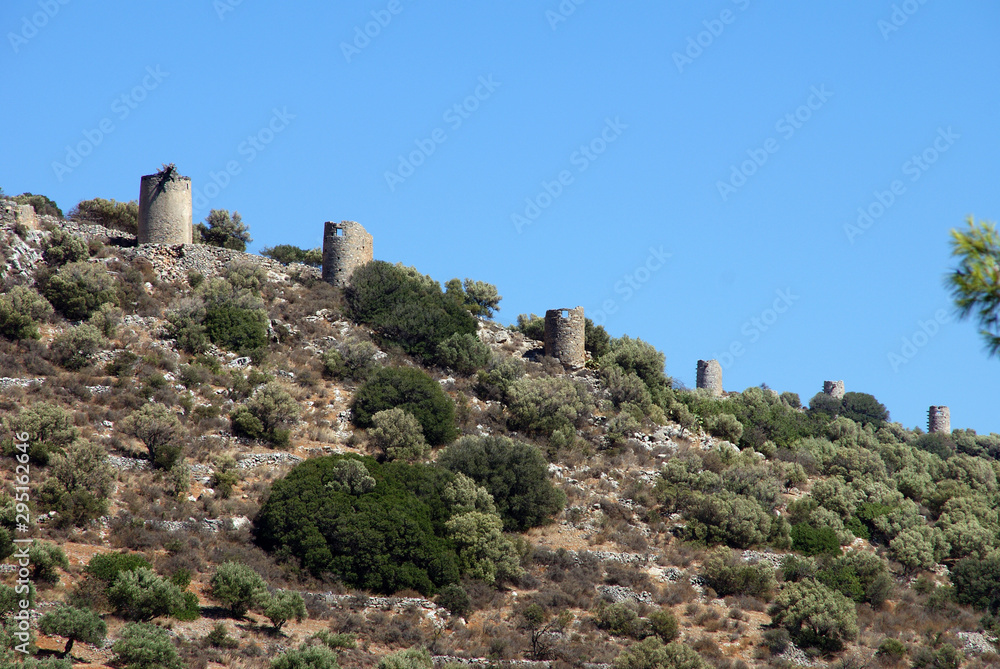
(614, 638, 705, 669)
(49, 324, 107, 371)
(947, 216, 1000, 355)
(210, 561, 267, 618)
(40, 439, 114, 527)
(0, 286, 53, 341)
(769, 579, 858, 650)
(39, 260, 117, 320)
(519, 603, 571, 661)
(107, 567, 185, 621)
(352, 367, 457, 446)
(112, 622, 183, 669)
(119, 404, 183, 468)
(42, 228, 89, 267)
(231, 382, 300, 446)
(29, 542, 69, 586)
(270, 643, 342, 669)
(195, 209, 252, 251)
(368, 408, 428, 462)
(460, 279, 502, 317)
(262, 590, 306, 632)
(38, 605, 106, 657)
(69, 197, 138, 234)
(434, 332, 492, 374)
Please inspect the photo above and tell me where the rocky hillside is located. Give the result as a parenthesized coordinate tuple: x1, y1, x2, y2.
(0, 202, 999, 669)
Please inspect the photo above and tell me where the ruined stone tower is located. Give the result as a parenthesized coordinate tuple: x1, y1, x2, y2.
(928, 406, 950, 434)
(543, 307, 585, 368)
(696, 360, 723, 396)
(137, 165, 192, 244)
(322, 220, 373, 287)
(823, 380, 845, 399)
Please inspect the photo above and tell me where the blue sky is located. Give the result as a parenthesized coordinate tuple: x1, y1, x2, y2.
(3, 1, 999, 434)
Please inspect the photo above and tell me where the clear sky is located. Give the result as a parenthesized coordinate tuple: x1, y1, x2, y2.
(3, 1, 998, 434)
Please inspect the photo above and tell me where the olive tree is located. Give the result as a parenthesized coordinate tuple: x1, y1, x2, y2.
(38, 605, 106, 657)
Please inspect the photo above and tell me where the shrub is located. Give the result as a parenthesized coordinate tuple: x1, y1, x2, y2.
(13, 192, 62, 217)
(112, 622, 183, 669)
(839, 392, 889, 427)
(700, 548, 775, 600)
(648, 608, 679, 643)
(38, 605, 106, 657)
(458, 278, 502, 318)
(38, 439, 114, 526)
(119, 404, 183, 468)
(435, 332, 491, 374)
(875, 638, 907, 663)
(613, 638, 705, 669)
(585, 318, 611, 358)
(39, 261, 117, 320)
(69, 197, 137, 233)
(446, 510, 522, 584)
(209, 561, 267, 618)
(378, 648, 433, 669)
(85, 551, 152, 584)
(88, 302, 121, 338)
(107, 567, 185, 621)
(194, 209, 251, 251)
(910, 644, 961, 669)
(504, 376, 593, 437)
(322, 337, 378, 381)
(914, 432, 957, 460)
(3, 402, 77, 464)
(352, 367, 456, 446)
(768, 579, 858, 650)
(262, 244, 322, 266)
(474, 355, 525, 401)
(49, 324, 106, 370)
(791, 523, 841, 556)
(0, 285, 52, 340)
(30, 542, 69, 586)
(256, 456, 467, 594)
(203, 304, 268, 353)
(597, 602, 643, 638)
(231, 382, 300, 446)
(950, 556, 1000, 613)
(345, 260, 477, 359)
(438, 435, 565, 531)
(271, 644, 341, 669)
(262, 590, 307, 632)
(514, 313, 545, 340)
(204, 622, 239, 649)
(368, 408, 428, 462)
(436, 583, 471, 617)
(42, 228, 89, 267)
(816, 550, 893, 606)
(599, 336, 670, 403)
(704, 413, 744, 443)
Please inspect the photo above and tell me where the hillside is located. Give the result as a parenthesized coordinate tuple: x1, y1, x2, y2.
(0, 199, 999, 669)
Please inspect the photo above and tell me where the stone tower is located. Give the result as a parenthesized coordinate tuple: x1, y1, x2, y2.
(322, 220, 373, 287)
(823, 380, 845, 399)
(928, 406, 950, 434)
(696, 360, 723, 396)
(137, 165, 192, 244)
(543, 307, 585, 368)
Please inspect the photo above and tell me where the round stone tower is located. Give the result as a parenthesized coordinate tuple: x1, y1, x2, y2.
(696, 360, 723, 396)
(928, 406, 950, 434)
(543, 307, 585, 368)
(322, 220, 373, 287)
(137, 165, 192, 244)
(823, 380, 845, 399)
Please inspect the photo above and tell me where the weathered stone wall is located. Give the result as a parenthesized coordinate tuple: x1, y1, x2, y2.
(137, 169, 192, 244)
(928, 405, 950, 434)
(322, 220, 373, 287)
(543, 307, 585, 367)
(696, 359, 723, 396)
(823, 380, 845, 399)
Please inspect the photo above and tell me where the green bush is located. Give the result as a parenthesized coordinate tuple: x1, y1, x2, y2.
(647, 608, 679, 643)
(436, 583, 471, 617)
(596, 602, 643, 638)
(271, 644, 341, 669)
(352, 367, 456, 446)
(255, 455, 462, 594)
(911, 643, 962, 669)
(194, 209, 251, 251)
(435, 332, 491, 374)
(88, 302, 121, 338)
(30, 542, 69, 586)
(514, 313, 545, 340)
(42, 228, 88, 267)
(322, 337, 378, 381)
(204, 304, 268, 353)
(38, 440, 114, 527)
(49, 324, 106, 370)
(39, 261, 117, 320)
(119, 404, 183, 468)
(768, 579, 858, 651)
(791, 523, 841, 556)
(112, 622, 183, 669)
(585, 318, 611, 358)
(613, 638, 705, 669)
(700, 548, 775, 600)
(262, 590, 307, 632)
(261, 244, 323, 266)
(210, 562, 267, 618)
(368, 408, 428, 462)
(816, 550, 893, 606)
(13, 192, 62, 218)
(474, 355, 525, 401)
(704, 413, 744, 443)
(378, 648, 433, 669)
(85, 551, 152, 584)
(107, 567, 185, 621)
(69, 198, 137, 234)
(438, 435, 565, 531)
(839, 392, 889, 427)
(345, 260, 477, 360)
(4, 402, 78, 465)
(914, 432, 956, 460)
(950, 556, 1000, 613)
(0, 285, 52, 340)
(231, 382, 300, 446)
(875, 638, 907, 662)
(504, 376, 593, 437)
(599, 336, 670, 403)
(38, 605, 106, 657)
